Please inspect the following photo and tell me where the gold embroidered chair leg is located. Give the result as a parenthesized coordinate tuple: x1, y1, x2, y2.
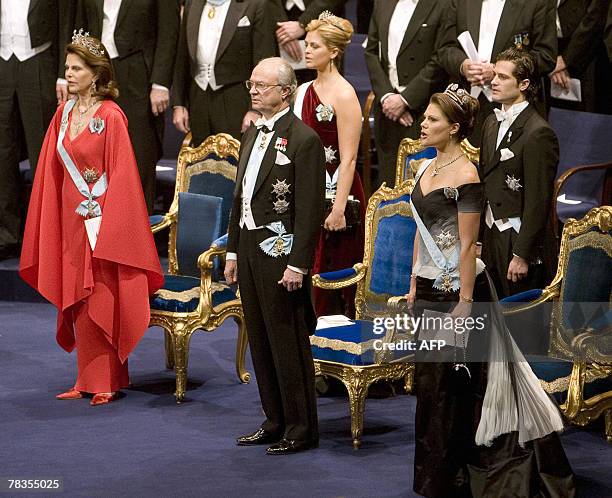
(605, 410, 612, 443)
(234, 316, 251, 384)
(343, 370, 370, 450)
(403, 366, 415, 393)
(172, 323, 195, 403)
(164, 330, 175, 370)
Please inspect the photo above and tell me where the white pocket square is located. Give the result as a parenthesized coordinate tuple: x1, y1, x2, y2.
(500, 148, 515, 161)
(276, 151, 291, 165)
(237, 16, 250, 27)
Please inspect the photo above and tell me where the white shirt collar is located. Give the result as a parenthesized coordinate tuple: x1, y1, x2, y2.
(255, 105, 291, 130)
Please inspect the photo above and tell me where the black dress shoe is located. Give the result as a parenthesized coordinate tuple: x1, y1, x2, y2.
(266, 438, 319, 455)
(236, 428, 280, 446)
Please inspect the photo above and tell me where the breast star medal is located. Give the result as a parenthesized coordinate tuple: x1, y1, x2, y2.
(271, 179, 291, 196)
(505, 174, 522, 191)
(273, 198, 290, 214)
(435, 230, 456, 250)
(324, 146, 338, 164)
(82, 167, 100, 184)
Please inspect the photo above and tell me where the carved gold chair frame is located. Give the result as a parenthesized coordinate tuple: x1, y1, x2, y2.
(149, 134, 249, 402)
(312, 181, 416, 448)
(395, 137, 480, 186)
(505, 206, 612, 440)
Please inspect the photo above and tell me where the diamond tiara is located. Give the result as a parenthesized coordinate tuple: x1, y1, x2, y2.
(317, 11, 350, 33)
(444, 83, 471, 109)
(72, 29, 105, 57)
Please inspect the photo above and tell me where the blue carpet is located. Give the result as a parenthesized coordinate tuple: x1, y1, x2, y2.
(1, 302, 610, 498)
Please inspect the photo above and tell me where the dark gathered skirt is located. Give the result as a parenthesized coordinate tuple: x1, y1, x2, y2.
(413, 273, 576, 498)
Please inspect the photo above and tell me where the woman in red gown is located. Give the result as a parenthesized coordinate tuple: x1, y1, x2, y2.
(20, 32, 163, 406)
(294, 13, 366, 317)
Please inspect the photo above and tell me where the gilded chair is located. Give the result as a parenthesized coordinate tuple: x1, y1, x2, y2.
(311, 181, 417, 448)
(395, 137, 480, 186)
(150, 133, 238, 238)
(502, 206, 612, 440)
(148, 134, 250, 403)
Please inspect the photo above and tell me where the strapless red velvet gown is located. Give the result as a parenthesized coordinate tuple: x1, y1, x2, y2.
(300, 84, 365, 317)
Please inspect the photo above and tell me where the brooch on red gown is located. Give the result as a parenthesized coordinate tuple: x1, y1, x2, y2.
(82, 167, 100, 184)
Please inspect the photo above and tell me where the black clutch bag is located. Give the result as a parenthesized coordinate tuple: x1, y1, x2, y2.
(324, 197, 361, 228)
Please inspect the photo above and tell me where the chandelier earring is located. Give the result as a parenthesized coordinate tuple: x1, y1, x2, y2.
(90, 79, 96, 95)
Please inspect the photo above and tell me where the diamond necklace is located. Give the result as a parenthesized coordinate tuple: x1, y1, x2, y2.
(73, 98, 96, 134)
(431, 153, 465, 177)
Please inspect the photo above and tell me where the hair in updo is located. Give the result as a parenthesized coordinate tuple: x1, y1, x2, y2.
(429, 84, 480, 141)
(305, 12, 354, 69)
(65, 36, 119, 100)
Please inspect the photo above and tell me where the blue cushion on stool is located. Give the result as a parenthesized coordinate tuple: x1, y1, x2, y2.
(311, 319, 413, 366)
(150, 275, 237, 313)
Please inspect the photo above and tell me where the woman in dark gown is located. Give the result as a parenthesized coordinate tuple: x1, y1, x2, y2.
(406, 85, 576, 497)
(293, 13, 365, 317)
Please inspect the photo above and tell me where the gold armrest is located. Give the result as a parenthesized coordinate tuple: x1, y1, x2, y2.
(501, 285, 560, 316)
(151, 211, 176, 234)
(571, 329, 612, 364)
(312, 263, 367, 290)
(387, 295, 409, 313)
(197, 243, 226, 272)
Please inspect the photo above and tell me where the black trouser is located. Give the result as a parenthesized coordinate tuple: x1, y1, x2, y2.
(237, 226, 318, 443)
(188, 81, 250, 147)
(112, 54, 163, 213)
(0, 51, 56, 251)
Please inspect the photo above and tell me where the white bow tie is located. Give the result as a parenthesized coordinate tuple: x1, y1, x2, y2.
(255, 118, 275, 132)
(494, 108, 514, 123)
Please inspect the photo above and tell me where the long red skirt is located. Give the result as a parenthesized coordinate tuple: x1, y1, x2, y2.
(72, 300, 129, 393)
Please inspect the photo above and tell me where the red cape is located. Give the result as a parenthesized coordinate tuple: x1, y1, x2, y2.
(20, 100, 164, 362)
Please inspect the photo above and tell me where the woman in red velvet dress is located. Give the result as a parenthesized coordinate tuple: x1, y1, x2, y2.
(20, 32, 163, 406)
(294, 13, 365, 317)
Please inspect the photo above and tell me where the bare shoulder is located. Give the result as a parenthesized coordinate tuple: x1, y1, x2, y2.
(456, 161, 480, 185)
(333, 79, 359, 106)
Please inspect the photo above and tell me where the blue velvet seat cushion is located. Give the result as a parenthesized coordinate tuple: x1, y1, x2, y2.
(150, 275, 237, 313)
(311, 319, 413, 366)
(500, 288, 543, 304)
(528, 355, 612, 404)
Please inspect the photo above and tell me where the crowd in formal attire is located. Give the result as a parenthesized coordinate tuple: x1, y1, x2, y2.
(5, 0, 612, 496)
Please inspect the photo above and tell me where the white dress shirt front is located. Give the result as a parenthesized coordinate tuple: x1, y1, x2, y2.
(195, 1, 231, 92)
(485, 100, 529, 233)
(474, 0, 505, 100)
(102, 0, 122, 59)
(387, 0, 418, 93)
(0, 0, 51, 61)
(556, 0, 563, 38)
(285, 0, 306, 12)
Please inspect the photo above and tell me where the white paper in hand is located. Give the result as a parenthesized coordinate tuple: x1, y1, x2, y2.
(84, 216, 102, 251)
(279, 40, 307, 70)
(551, 78, 582, 102)
(457, 31, 492, 101)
